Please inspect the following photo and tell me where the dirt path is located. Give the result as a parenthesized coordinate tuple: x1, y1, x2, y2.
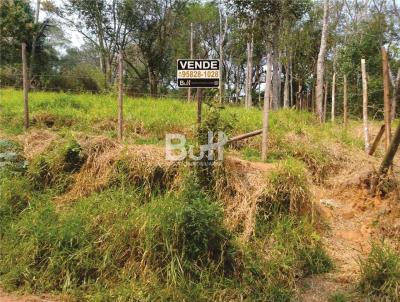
(0, 289, 60, 302)
(299, 185, 386, 301)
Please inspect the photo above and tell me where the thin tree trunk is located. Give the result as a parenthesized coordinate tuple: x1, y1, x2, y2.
(188, 23, 194, 102)
(272, 34, 280, 109)
(331, 72, 336, 122)
(117, 53, 124, 141)
(245, 37, 253, 108)
(258, 70, 262, 105)
(219, 10, 228, 104)
(29, 0, 41, 81)
(234, 65, 240, 103)
(283, 64, 289, 108)
(262, 52, 272, 161)
(361, 58, 370, 153)
(390, 68, 400, 120)
(22, 43, 29, 130)
(323, 79, 328, 123)
(315, 0, 330, 122)
(278, 62, 282, 104)
(343, 74, 348, 126)
(382, 47, 391, 150)
(290, 56, 293, 107)
(245, 44, 250, 107)
(296, 83, 302, 110)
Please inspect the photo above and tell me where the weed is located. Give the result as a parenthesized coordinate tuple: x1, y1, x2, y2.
(258, 158, 311, 222)
(27, 138, 84, 191)
(358, 241, 400, 300)
(328, 292, 348, 302)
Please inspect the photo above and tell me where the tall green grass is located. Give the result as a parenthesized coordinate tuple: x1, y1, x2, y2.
(0, 141, 333, 301)
(358, 241, 400, 300)
(0, 89, 364, 147)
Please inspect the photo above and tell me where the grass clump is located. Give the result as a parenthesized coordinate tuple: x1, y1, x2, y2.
(328, 292, 349, 302)
(0, 171, 240, 300)
(27, 138, 85, 191)
(259, 158, 311, 219)
(358, 241, 400, 300)
(242, 215, 332, 301)
(0, 166, 332, 301)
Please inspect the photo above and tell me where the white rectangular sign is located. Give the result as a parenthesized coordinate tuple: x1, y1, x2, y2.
(177, 59, 220, 88)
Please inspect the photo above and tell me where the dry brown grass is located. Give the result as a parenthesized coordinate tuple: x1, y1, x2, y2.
(31, 113, 74, 128)
(214, 156, 275, 240)
(20, 129, 58, 160)
(57, 136, 178, 203)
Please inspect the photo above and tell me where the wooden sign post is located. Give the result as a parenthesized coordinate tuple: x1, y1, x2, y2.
(22, 42, 29, 130)
(177, 59, 220, 125)
(117, 52, 124, 141)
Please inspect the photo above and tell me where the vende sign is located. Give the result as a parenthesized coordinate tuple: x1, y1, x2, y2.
(177, 59, 220, 88)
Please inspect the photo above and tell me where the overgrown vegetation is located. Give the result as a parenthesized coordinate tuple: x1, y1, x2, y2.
(0, 136, 332, 301)
(358, 241, 400, 301)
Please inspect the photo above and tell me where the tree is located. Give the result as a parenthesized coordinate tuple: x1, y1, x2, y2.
(48, 0, 136, 88)
(315, 0, 329, 122)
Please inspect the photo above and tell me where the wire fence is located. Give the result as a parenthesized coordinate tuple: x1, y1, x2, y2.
(0, 84, 245, 103)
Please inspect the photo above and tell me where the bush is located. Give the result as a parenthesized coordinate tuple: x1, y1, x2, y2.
(358, 241, 400, 300)
(258, 158, 311, 224)
(27, 139, 85, 191)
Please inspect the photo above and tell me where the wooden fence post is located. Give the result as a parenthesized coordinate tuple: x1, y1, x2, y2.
(187, 23, 193, 102)
(118, 52, 124, 141)
(361, 58, 370, 153)
(261, 52, 272, 161)
(331, 72, 336, 122)
(22, 42, 29, 130)
(197, 88, 203, 125)
(382, 47, 391, 150)
(343, 74, 348, 126)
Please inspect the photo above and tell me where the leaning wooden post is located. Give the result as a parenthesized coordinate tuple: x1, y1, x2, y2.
(379, 120, 400, 175)
(343, 74, 348, 126)
(331, 72, 336, 122)
(361, 59, 370, 153)
(369, 125, 385, 156)
(117, 52, 124, 141)
(262, 52, 272, 161)
(382, 47, 391, 150)
(22, 42, 29, 130)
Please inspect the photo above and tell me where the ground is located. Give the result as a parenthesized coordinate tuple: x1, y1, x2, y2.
(0, 89, 399, 301)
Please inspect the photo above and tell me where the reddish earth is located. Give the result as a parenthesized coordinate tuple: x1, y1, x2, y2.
(0, 289, 61, 302)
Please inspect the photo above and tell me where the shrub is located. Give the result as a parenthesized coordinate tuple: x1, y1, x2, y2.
(358, 241, 400, 300)
(258, 158, 311, 223)
(27, 139, 85, 191)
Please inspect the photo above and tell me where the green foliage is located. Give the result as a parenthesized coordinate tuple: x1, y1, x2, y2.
(328, 292, 349, 302)
(0, 171, 31, 227)
(196, 105, 235, 190)
(258, 158, 311, 221)
(242, 215, 332, 301)
(0, 162, 332, 301)
(358, 241, 400, 300)
(27, 138, 85, 191)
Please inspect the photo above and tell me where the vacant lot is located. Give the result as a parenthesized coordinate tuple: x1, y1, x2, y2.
(1, 89, 399, 302)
